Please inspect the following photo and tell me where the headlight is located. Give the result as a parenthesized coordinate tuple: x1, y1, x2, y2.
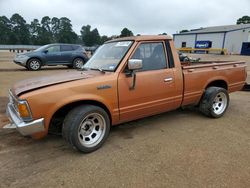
(18, 101, 31, 118)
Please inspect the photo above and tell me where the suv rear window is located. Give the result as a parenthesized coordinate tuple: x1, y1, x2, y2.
(61, 45, 73, 52)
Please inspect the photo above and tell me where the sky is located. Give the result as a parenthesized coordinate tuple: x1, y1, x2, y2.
(0, 0, 250, 36)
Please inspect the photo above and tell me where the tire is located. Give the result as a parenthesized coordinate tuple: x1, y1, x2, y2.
(27, 58, 42, 71)
(73, 58, 84, 69)
(199, 87, 229, 118)
(62, 105, 110, 153)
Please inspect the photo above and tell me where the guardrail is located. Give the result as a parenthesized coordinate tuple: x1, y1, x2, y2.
(177, 47, 228, 55)
(0, 45, 41, 52)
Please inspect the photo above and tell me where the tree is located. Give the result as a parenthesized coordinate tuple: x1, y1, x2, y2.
(81, 25, 101, 46)
(237, 16, 250, 24)
(56, 17, 77, 43)
(10, 13, 30, 44)
(0, 16, 12, 44)
(39, 16, 52, 44)
(120, 28, 133, 37)
(29, 19, 41, 45)
(180, 30, 189, 33)
(100, 35, 109, 44)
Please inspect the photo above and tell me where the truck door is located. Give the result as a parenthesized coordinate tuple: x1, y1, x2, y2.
(118, 41, 179, 122)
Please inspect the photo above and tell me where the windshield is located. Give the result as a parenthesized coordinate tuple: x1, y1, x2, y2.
(83, 41, 133, 71)
(34, 44, 50, 52)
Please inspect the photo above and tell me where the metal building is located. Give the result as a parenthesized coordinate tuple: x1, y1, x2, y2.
(173, 24, 250, 55)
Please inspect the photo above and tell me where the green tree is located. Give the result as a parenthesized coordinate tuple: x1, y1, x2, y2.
(56, 17, 77, 43)
(39, 16, 52, 44)
(0, 16, 12, 44)
(180, 30, 189, 33)
(51, 17, 60, 42)
(10, 13, 30, 44)
(29, 19, 41, 45)
(100, 35, 109, 44)
(237, 16, 250, 24)
(81, 25, 101, 46)
(120, 28, 133, 37)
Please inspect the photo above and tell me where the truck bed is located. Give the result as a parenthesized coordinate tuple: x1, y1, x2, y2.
(181, 61, 246, 106)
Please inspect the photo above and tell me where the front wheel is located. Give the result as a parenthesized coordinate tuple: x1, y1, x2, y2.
(73, 58, 84, 69)
(27, 58, 42, 71)
(62, 105, 110, 153)
(199, 87, 229, 118)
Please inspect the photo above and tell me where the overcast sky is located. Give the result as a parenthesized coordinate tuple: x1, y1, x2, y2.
(0, 0, 250, 36)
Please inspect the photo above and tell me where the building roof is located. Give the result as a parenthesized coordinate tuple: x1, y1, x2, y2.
(174, 24, 250, 35)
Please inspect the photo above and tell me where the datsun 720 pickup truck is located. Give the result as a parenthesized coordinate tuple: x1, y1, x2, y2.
(6, 35, 247, 153)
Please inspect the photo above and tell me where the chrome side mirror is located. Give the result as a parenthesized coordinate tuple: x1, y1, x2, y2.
(128, 59, 142, 71)
(127, 59, 142, 90)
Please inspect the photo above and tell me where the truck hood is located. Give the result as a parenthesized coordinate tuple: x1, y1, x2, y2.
(12, 70, 102, 96)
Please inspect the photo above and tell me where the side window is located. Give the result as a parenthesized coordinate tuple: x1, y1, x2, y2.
(61, 45, 73, 52)
(131, 42, 167, 71)
(165, 40, 175, 68)
(47, 45, 60, 53)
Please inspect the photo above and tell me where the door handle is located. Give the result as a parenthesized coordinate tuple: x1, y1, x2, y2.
(164, 77, 173, 82)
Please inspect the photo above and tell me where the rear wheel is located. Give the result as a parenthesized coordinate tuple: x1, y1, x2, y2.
(62, 105, 110, 153)
(73, 58, 84, 69)
(199, 87, 229, 118)
(27, 58, 41, 71)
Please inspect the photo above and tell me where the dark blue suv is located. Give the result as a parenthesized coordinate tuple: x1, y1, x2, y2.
(14, 44, 89, 70)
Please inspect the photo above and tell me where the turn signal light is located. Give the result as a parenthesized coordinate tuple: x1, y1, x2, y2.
(18, 103, 30, 118)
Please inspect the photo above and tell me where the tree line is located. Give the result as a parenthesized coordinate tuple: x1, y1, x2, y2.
(0, 13, 134, 46)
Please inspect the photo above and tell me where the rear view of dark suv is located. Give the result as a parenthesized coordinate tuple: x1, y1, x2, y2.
(14, 44, 89, 71)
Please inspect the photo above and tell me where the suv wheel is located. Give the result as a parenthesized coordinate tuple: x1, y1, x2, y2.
(27, 58, 42, 71)
(73, 58, 84, 69)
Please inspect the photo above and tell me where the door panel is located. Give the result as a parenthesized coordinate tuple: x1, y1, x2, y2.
(44, 45, 62, 64)
(118, 69, 177, 122)
(117, 41, 179, 122)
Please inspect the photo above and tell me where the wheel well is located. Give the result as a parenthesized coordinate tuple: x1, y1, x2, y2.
(27, 57, 43, 65)
(48, 100, 111, 134)
(73, 57, 85, 63)
(206, 80, 228, 90)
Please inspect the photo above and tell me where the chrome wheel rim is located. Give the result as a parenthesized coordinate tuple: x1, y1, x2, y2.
(75, 59, 83, 69)
(30, 60, 40, 70)
(212, 92, 227, 115)
(78, 113, 106, 148)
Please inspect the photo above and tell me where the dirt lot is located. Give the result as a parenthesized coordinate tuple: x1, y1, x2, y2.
(0, 51, 249, 188)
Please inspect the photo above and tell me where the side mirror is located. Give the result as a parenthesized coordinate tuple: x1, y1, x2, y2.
(128, 59, 142, 71)
(127, 59, 142, 90)
(43, 50, 48, 54)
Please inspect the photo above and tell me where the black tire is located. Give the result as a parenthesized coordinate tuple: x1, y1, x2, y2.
(27, 58, 42, 71)
(62, 105, 110, 153)
(73, 58, 84, 69)
(199, 87, 229, 118)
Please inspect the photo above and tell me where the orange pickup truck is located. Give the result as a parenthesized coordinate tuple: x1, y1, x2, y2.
(6, 35, 247, 153)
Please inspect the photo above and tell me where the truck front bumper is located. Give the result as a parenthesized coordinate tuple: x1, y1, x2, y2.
(6, 103, 45, 136)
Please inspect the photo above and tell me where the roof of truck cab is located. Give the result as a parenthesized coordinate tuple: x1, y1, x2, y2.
(108, 35, 172, 42)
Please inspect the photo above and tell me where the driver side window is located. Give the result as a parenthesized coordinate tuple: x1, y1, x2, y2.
(47, 45, 60, 53)
(131, 42, 167, 71)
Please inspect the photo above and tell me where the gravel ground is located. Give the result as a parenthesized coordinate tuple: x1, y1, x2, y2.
(0, 51, 249, 188)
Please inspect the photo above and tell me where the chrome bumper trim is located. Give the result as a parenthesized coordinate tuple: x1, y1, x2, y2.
(6, 103, 45, 136)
